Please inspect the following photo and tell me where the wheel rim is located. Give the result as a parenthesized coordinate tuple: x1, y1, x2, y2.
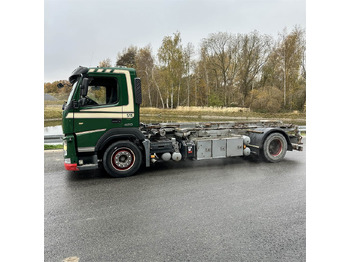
(269, 139, 283, 157)
(111, 147, 135, 171)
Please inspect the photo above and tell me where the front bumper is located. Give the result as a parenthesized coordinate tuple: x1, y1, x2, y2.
(64, 163, 79, 171)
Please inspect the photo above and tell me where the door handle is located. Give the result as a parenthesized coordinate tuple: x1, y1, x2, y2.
(112, 119, 121, 123)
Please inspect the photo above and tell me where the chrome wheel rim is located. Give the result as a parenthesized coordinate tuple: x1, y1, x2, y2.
(111, 147, 135, 171)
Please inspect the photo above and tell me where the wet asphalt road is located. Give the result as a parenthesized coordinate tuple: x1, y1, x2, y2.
(45, 141, 306, 262)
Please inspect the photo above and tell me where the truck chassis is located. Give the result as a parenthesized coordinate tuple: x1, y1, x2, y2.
(99, 119, 303, 177)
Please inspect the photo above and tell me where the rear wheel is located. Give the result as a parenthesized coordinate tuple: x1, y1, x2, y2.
(103, 141, 142, 178)
(262, 133, 287, 163)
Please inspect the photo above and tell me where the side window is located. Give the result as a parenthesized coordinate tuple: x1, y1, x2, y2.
(87, 85, 107, 104)
(84, 77, 118, 106)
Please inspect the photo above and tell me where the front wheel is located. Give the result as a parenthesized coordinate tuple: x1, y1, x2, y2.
(103, 141, 142, 178)
(262, 133, 287, 163)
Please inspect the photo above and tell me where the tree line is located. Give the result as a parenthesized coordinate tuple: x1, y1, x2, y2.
(45, 27, 306, 112)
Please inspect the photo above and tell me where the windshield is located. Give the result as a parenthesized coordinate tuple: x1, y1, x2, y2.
(67, 81, 78, 104)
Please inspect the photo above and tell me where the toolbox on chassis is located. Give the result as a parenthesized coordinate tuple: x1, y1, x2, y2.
(61, 66, 303, 178)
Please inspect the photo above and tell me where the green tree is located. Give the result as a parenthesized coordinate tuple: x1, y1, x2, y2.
(247, 86, 283, 113)
(44, 82, 56, 93)
(116, 46, 138, 68)
(44, 80, 72, 94)
(208, 93, 224, 107)
(158, 32, 184, 108)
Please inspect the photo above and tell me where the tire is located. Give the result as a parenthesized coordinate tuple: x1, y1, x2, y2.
(262, 133, 287, 163)
(103, 140, 142, 178)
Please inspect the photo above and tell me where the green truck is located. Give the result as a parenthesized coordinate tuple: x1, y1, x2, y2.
(61, 66, 303, 178)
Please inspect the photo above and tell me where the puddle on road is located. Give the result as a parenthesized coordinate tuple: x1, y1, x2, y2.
(44, 125, 63, 136)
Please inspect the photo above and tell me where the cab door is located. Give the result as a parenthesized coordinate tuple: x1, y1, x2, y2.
(73, 74, 127, 153)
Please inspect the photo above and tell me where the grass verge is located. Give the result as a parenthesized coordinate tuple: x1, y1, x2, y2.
(44, 144, 63, 150)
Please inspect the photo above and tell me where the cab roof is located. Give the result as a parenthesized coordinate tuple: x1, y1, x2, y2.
(87, 66, 136, 74)
(69, 66, 136, 84)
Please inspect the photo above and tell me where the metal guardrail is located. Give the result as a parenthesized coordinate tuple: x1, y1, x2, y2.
(298, 126, 306, 132)
(44, 135, 63, 144)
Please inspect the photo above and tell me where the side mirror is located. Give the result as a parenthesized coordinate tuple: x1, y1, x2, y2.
(79, 98, 87, 107)
(73, 100, 79, 109)
(81, 78, 89, 97)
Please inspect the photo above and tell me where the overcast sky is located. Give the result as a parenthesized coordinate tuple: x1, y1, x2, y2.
(44, 0, 305, 82)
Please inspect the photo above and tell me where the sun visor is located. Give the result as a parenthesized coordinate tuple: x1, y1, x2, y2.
(68, 66, 89, 84)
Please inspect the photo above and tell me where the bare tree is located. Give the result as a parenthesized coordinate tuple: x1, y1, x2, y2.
(183, 42, 195, 106)
(135, 45, 154, 107)
(236, 31, 272, 106)
(201, 32, 241, 106)
(151, 66, 165, 108)
(99, 58, 112, 67)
